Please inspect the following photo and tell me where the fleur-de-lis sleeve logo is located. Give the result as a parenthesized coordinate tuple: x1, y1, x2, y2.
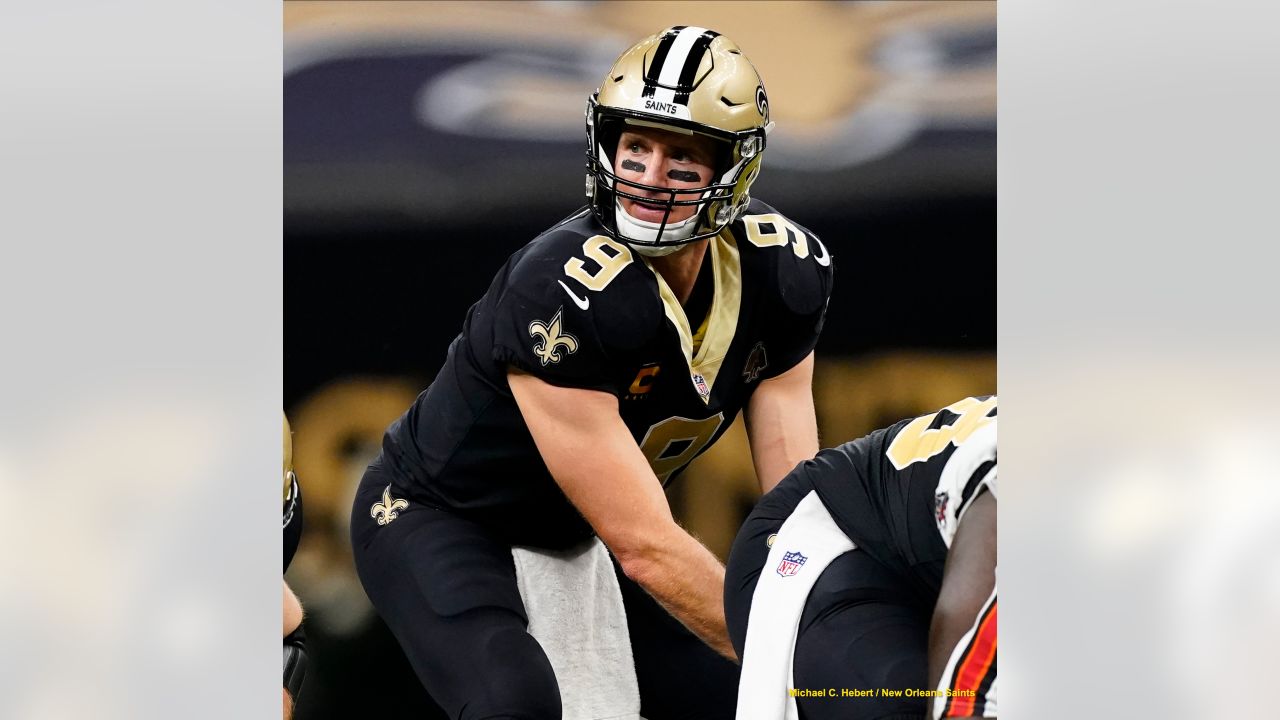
(370, 485, 409, 526)
(528, 307, 579, 366)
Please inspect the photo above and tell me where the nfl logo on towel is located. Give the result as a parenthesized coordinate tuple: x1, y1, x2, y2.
(776, 551, 807, 577)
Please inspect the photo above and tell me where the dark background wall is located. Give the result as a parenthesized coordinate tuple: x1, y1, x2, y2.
(286, 194, 994, 406)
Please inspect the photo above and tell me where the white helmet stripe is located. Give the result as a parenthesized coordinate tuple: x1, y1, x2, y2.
(658, 26, 712, 93)
(673, 29, 720, 104)
(640, 26, 719, 109)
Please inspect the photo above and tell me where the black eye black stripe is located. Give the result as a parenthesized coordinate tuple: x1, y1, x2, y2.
(673, 30, 720, 105)
(642, 26, 685, 98)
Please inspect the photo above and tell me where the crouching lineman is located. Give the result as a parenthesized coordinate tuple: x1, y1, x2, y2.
(283, 414, 307, 719)
(725, 397, 997, 719)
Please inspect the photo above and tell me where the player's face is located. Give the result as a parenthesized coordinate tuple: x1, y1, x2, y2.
(614, 126, 717, 225)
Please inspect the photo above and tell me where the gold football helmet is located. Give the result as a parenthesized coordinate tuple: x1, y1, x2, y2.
(586, 26, 773, 251)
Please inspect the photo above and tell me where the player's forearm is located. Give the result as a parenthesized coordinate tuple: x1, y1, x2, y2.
(507, 374, 738, 658)
(616, 526, 737, 661)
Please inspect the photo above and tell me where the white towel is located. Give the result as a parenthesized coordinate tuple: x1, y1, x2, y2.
(736, 490, 856, 720)
(512, 537, 642, 720)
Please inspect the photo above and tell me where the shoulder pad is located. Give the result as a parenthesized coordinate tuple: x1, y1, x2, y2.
(733, 199, 834, 317)
(492, 221, 667, 387)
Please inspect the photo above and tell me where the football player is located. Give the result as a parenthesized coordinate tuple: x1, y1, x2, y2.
(351, 26, 833, 720)
(283, 413, 307, 719)
(725, 397, 997, 720)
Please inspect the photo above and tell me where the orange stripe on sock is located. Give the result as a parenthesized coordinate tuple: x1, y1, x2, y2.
(944, 598, 997, 717)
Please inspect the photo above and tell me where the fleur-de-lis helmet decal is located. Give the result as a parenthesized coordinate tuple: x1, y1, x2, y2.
(370, 485, 409, 526)
(528, 308, 579, 366)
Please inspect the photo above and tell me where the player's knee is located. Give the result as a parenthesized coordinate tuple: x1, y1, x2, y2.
(462, 626, 562, 720)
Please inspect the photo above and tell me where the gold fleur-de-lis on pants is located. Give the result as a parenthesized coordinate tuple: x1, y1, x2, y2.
(370, 485, 409, 526)
(528, 308, 579, 366)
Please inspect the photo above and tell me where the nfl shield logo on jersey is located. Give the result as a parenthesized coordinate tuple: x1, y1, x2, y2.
(691, 373, 710, 400)
(776, 550, 807, 577)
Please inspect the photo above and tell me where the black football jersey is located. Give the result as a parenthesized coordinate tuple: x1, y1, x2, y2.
(380, 199, 834, 548)
(797, 397, 997, 596)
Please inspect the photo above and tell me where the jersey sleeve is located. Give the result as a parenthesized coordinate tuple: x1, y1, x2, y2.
(757, 215, 835, 380)
(488, 234, 632, 395)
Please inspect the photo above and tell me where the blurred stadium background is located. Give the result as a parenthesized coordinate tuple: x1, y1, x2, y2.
(284, 2, 994, 717)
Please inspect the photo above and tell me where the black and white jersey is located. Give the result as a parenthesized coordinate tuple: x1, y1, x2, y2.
(798, 396, 997, 594)
(379, 199, 834, 548)
(723, 398, 998, 719)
